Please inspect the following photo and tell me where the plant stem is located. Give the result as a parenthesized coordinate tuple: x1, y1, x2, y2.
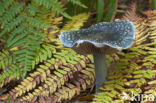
(153, 0, 156, 9)
(93, 54, 107, 92)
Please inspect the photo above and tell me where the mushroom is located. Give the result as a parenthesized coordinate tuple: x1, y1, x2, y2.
(59, 19, 135, 92)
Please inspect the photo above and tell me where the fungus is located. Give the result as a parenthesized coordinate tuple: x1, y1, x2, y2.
(59, 19, 135, 92)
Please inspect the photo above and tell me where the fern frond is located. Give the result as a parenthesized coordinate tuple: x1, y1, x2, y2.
(7, 43, 94, 102)
(0, 0, 59, 79)
(6, 24, 27, 48)
(33, 44, 54, 66)
(14, 35, 43, 76)
(1, 13, 26, 37)
(61, 13, 90, 31)
(27, 4, 40, 16)
(0, 2, 25, 27)
(43, 12, 63, 41)
(33, 0, 71, 18)
(0, 1, 94, 103)
(45, 12, 90, 42)
(0, 0, 14, 17)
(146, 10, 156, 42)
(67, 0, 87, 8)
(0, 50, 13, 70)
(26, 17, 51, 29)
(0, 50, 16, 87)
(122, 2, 138, 21)
(93, 10, 156, 103)
(0, 64, 20, 87)
(44, 12, 63, 26)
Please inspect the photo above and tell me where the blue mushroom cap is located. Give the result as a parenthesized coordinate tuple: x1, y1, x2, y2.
(59, 20, 135, 50)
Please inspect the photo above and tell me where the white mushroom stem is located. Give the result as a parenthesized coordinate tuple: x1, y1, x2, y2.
(93, 54, 107, 92)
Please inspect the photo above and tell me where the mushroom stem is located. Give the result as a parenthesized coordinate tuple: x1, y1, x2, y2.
(93, 54, 107, 92)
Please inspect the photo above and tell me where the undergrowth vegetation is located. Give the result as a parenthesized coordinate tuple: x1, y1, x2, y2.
(0, 0, 156, 103)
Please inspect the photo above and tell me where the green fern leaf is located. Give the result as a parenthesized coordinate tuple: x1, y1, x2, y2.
(67, 0, 87, 8)
(0, 0, 14, 17)
(33, 0, 71, 18)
